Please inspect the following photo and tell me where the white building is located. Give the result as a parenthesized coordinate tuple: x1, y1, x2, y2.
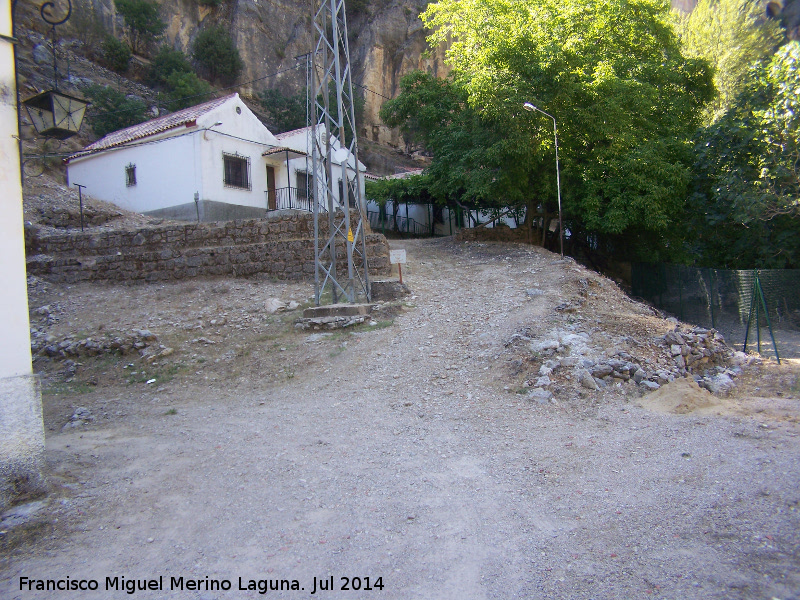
(273, 125, 366, 213)
(66, 94, 365, 221)
(365, 169, 524, 237)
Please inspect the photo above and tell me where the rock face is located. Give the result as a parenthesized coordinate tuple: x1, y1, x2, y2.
(18, 0, 713, 166)
(48, 0, 447, 152)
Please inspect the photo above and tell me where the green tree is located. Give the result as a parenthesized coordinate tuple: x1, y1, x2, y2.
(259, 88, 307, 133)
(385, 0, 714, 260)
(101, 35, 131, 73)
(115, 0, 166, 55)
(676, 0, 784, 124)
(192, 26, 243, 84)
(83, 85, 149, 137)
(163, 71, 214, 111)
(380, 72, 519, 214)
(687, 41, 800, 268)
(147, 46, 194, 87)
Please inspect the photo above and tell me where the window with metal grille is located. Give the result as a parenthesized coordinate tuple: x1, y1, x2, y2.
(338, 178, 356, 207)
(125, 163, 136, 187)
(296, 171, 309, 200)
(223, 153, 251, 190)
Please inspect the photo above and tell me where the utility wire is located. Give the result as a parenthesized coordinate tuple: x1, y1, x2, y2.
(83, 63, 307, 119)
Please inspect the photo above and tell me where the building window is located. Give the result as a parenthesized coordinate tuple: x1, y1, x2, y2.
(223, 153, 251, 190)
(296, 171, 309, 201)
(125, 163, 136, 187)
(338, 178, 356, 207)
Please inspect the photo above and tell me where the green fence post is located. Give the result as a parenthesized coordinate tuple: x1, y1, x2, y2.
(756, 272, 781, 364)
(756, 272, 761, 355)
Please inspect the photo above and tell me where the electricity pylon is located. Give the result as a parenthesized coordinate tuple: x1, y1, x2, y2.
(310, 0, 370, 305)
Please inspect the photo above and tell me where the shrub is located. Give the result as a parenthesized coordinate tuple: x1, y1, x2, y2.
(148, 46, 194, 87)
(115, 0, 166, 55)
(163, 71, 214, 111)
(101, 36, 132, 72)
(258, 88, 307, 133)
(83, 85, 149, 137)
(192, 25, 243, 84)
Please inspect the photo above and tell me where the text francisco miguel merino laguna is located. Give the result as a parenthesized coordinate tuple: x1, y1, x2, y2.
(19, 575, 385, 594)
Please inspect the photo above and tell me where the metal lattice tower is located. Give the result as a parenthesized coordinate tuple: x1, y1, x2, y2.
(310, 0, 370, 305)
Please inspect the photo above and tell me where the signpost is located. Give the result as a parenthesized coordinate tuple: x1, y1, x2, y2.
(389, 249, 407, 284)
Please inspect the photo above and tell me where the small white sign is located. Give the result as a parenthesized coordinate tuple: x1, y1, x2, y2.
(389, 249, 407, 264)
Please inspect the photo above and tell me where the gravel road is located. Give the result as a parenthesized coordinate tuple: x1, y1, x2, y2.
(2, 238, 800, 600)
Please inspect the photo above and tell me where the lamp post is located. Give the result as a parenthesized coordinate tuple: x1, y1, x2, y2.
(523, 102, 563, 258)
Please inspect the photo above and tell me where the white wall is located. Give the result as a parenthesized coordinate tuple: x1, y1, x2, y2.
(68, 131, 198, 213)
(280, 128, 366, 209)
(0, 12, 31, 380)
(197, 97, 283, 210)
(1, 1, 46, 509)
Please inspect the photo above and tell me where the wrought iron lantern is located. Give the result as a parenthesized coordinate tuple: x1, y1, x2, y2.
(21, 0, 88, 139)
(23, 89, 88, 139)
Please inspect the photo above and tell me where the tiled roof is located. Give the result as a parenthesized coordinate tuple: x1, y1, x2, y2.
(67, 94, 236, 160)
(274, 126, 313, 140)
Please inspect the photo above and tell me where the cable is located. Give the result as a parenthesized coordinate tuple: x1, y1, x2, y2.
(83, 63, 306, 119)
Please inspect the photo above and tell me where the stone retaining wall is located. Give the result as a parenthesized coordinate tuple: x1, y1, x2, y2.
(26, 212, 391, 284)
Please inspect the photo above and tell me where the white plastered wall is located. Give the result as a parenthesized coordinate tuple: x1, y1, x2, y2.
(0, 2, 46, 510)
(67, 130, 199, 212)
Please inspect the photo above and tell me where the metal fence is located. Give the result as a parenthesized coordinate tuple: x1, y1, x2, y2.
(367, 210, 435, 237)
(631, 264, 800, 359)
(266, 187, 318, 213)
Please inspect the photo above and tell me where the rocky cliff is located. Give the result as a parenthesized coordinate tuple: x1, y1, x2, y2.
(15, 0, 447, 167)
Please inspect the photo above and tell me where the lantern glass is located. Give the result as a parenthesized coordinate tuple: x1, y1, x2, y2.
(23, 90, 89, 140)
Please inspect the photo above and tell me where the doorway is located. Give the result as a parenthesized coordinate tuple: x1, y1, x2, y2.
(266, 165, 276, 210)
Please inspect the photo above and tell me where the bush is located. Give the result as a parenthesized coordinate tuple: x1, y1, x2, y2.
(101, 36, 132, 72)
(148, 46, 194, 87)
(115, 0, 166, 55)
(258, 88, 307, 133)
(83, 85, 149, 138)
(192, 25, 243, 84)
(163, 71, 214, 111)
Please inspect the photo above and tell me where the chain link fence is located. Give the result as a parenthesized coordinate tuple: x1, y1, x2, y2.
(631, 265, 800, 359)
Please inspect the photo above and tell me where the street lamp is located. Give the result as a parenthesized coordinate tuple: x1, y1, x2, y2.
(523, 102, 563, 258)
(21, 0, 89, 140)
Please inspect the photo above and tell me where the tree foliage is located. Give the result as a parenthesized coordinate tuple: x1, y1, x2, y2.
(380, 72, 524, 211)
(147, 46, 194, 87)
(115, 0, 166, 55)
(163, 71, 214, 111)
(83, 85, 149, 138)
(384, 0, 714, 260)
(101, 35, 131, 73)
(192, 26, 243, 84)
(259, 88, 307, 133)
(687, 41, 800, 268)
(675, 0, 785, 124)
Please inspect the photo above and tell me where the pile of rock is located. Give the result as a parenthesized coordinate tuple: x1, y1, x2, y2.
(660, 328, 731, 373)
(516, 323, 745, 398)
(33, 329, 163, 360)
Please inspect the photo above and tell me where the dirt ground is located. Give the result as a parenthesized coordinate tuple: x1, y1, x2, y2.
(2, 238, 800, 600)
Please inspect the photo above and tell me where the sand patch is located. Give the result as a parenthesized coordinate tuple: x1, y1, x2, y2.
(638, 377, 734, 416)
